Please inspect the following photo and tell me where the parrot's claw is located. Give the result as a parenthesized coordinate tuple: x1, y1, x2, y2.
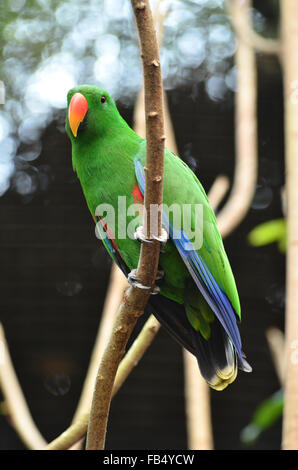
(127, 269, 161, 295)
(134, 226, 168, 251)
(151, 285, 160, 295)
(134, 226, 153, 244)
(154, 228, 168, 253)
(155, 269, 164, 281)
(127, 269, 151, 290)
(152, 228, 168, 245)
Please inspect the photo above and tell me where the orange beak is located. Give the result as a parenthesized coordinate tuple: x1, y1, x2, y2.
(68, 93, 88, 137)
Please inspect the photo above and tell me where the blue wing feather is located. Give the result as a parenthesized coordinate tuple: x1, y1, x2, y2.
(134, 157, 244, 366)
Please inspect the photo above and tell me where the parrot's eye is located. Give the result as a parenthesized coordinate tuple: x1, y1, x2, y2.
(100, 96, 106, 104)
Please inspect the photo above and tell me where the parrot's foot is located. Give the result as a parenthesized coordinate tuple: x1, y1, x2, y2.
(134, 225, 168, 251)
(155, 269, 164, 281)
(127, 269, 161, 295)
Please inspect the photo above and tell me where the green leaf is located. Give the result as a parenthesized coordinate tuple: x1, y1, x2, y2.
(248, 219, 287, 253)
(240, 389, 284, 445)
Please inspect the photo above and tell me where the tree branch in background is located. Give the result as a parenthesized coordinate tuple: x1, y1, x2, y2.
(281, 0, 298, 451)
(183, 351, 214, 450)
(72, 265, 128, 425)
(217, 0, 258, 238)
(68, 266, 128, 449)
(207, 176, 230, 212)
(0, 323, 46, 450)
(226, 0, 281, 57)
(111, 314, 160, 396)
(265, 328, 285, 385)
(85, 0, 165, 450)
(182, 176, 233, 451)
(46, 313, 161, 450)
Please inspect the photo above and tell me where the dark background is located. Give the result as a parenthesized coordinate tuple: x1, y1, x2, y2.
(0, 41, 285, 450)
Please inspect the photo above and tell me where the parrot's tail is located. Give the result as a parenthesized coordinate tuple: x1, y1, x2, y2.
(190, 319, 238, 391)
(147, 294, 251, 391)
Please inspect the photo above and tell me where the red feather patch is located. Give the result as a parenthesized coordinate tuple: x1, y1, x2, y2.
(93, 214, 119, 251)
(132, 183, 144, 204)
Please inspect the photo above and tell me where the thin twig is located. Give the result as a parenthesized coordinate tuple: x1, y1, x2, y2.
(265, 327, 285, 385)
(112, 314, 160, 397)
(183, 351, 214, 450)
(85, 0, 165, 450)
(217, 0, 258, 238)
(281, 0, 298, 450)
(46, 314, 161, 450)
(226, 0, 281, 57)
(0, 323, 46, 450)
(207, 176, 230, 212)
(72, 265, 128, 424)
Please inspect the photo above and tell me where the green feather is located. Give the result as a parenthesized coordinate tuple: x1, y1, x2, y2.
(65, 84, 246, 391)
(66, 84, 241, 321)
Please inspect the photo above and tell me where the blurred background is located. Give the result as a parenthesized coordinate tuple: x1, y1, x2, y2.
(0, 0, 284, 449)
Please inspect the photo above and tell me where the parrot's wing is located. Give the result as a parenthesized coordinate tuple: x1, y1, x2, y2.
(134, 153, 245, 368)
(135, 141, 240, 318)
(93, 216, 207, 359)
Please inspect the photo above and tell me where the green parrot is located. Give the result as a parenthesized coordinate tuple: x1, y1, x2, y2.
(65, 84, 251, 391)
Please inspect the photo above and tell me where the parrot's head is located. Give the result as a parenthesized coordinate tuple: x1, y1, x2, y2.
(66, 85, 120, 142)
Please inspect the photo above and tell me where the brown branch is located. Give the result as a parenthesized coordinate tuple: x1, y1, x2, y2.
(134, 88, 176, 154)
(217, 0, 258, 238)
(47, 3, 166, 450)
(281, 0, 298, 450)
(85, 0, 165, 450)
(135, 3, 215, 443)
(226, 0, 281, 57)
(0, 323, 46, 449)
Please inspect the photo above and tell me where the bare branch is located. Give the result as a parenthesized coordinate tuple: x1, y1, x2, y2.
(265, 327, 285, 385)
(182, 172, 229, 451)
(217, 0, 258, 238)
(281, 0, 298, 450)
(226, 0, 281, 57)
(183, 351, 213, 450)
(207, 176, 230, 212)
(0, 323, 46, 449)
(112, 315, 160, 396)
